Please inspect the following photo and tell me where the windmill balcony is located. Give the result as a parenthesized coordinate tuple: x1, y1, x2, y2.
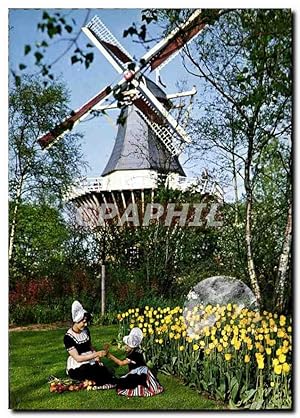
(65, 172, 223, 202)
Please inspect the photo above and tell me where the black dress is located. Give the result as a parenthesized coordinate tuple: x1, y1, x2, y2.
(64, 327, 115, 388)
(115, 348, 164, 397)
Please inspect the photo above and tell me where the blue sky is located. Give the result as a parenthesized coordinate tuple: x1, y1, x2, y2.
(9, 8, 202, 178)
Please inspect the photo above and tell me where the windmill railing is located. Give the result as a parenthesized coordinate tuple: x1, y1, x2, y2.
(65, 175, 223, 202)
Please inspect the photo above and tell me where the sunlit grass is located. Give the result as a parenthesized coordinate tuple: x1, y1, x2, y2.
(9, 325, 223, 410)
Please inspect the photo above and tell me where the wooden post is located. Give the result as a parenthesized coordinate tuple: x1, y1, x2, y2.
(101, 262, 105, 316)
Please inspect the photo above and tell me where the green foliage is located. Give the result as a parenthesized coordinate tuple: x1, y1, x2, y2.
(9, 76, 85, 202)
(9, 203, 69, 281)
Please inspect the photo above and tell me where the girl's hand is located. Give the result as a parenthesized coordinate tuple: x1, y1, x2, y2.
(103, 343, 110, 354)
(97, 350, 107, 358)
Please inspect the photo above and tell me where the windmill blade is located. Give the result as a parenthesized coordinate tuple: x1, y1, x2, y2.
(136, 108, 181, 156)
(38, 85, 113, 149)
(139, 9, 208, 72)
(83, 15, 133, 74)
(137, 79, 191, 145)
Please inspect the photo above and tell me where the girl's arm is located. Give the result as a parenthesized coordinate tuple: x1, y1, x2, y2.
(68, 348, 106, 363)
(107, 352, 130, 367)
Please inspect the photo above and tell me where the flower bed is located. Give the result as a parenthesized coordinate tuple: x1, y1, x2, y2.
(117, 304, 292, 409)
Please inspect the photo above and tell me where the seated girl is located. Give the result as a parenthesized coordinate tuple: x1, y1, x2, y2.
(106, 327, 164, 397)
(64, 300, 115, 388)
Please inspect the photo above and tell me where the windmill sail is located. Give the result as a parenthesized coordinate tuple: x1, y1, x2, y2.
(38, 85, 113, 149)
(140, 10, 207, 71)
(83, 15, 133, 73)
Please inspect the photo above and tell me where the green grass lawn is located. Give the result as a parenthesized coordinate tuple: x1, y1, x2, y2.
(9, 324, 225, 410)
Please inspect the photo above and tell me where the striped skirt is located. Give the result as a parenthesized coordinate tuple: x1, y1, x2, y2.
(116, 366, 164, 397)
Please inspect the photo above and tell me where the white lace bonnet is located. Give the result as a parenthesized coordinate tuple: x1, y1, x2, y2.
(123, 327, 143, 348)
(71, 300, 87, 323)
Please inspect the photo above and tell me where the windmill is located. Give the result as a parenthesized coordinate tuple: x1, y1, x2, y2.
(37, 10, 223, 313)
(38, 9, 223, 218)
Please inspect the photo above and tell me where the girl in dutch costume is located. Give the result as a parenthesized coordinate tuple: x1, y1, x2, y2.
(106, 327, 164, 397)
(63, 300, 115, 388)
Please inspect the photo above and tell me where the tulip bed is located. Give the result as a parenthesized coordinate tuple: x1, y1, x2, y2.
(117, 304, 292, 409)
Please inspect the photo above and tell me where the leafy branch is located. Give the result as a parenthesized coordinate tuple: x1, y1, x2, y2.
(12, 10, 95, 86)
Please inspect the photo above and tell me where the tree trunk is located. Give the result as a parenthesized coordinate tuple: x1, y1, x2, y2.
(274, 201, 292, 312)
(101, 263, 106, 316)
(9, 177, 24, 262)
(244, 133, 261, 307)
(232, 154, 240, 225)
(245, 194, 261, 306)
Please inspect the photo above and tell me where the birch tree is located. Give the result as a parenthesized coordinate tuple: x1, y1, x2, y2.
(9, 76, 86, 265)
(177, 9, 292, 306)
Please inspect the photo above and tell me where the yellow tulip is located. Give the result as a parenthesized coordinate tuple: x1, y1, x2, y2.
(257, 359, 264, 369)
(234, 341, 241, 351)
(277, 329, 285, 338)
(179, 345, 185, 351)
(193, 344, 199, 351)
(244, 354, 250, 363)
(265, 347, 272, 355)
(225, 353, 232, 361)
(274, 364, 282, 375)
(282, 363, 291, 374)
(279, 315, 286, 326)
(281, 346, 289, 354)
(278, 353, 286, 363)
